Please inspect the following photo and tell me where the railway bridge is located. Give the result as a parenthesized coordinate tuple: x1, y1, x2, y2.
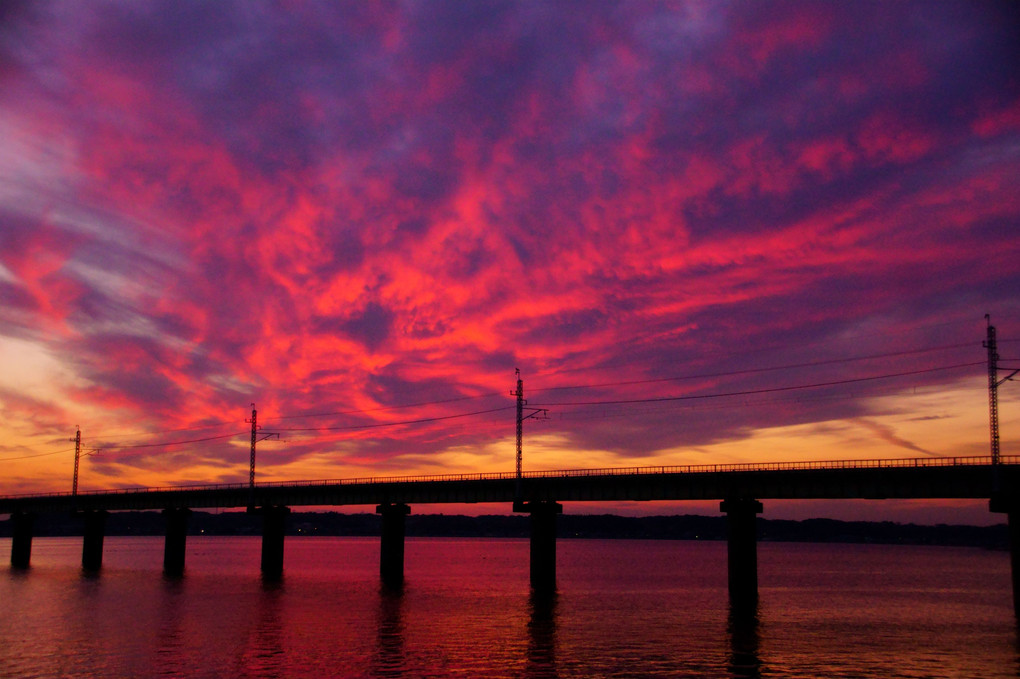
(2, 455, 1019, 614)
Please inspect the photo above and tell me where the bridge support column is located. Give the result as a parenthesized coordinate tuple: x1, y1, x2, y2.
(721, 499, 763, 611)
(377, 503, 411, 587)
(260, 506, 290, 579)
(10, 512, 35, 569)
(515, 500, 562, 593)
(81, 510, 108, 572)
(163, 508, 191, 576)
(990, 495, 1020, 618)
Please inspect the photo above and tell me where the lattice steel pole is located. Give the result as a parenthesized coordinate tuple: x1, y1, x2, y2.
(515, 369, 524, 480)
(71, 426, 81, 496)
(247, 404, 257, 510)
(985, 316, 1000, 465)
(512, 368, 525, 502)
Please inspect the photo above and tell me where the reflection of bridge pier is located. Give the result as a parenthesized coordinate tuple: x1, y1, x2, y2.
(727, 602, 762, 678)
(525, 590, 558, 678)
(373, 583, 406, 675)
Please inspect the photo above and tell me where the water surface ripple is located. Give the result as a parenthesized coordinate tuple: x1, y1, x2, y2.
(0, 537, 1014, 677)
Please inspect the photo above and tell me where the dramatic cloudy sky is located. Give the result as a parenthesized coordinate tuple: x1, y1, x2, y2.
(1, 1, 1018, 522)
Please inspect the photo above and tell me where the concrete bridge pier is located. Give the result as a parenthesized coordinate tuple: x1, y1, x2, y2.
(721, 499, 763, 611)
(990, 495, 1020, 617)
(162, 508, 191, 576)
(81, 510, 108, 572)
(10, 512, 35, 569)
(260, 506, 290, 579)
(515, 500, 563, 593)
(377, 503, 411, 587)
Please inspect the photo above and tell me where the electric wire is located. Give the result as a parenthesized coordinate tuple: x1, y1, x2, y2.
(264, 392, 505, 421)
(530, 319, 976, 380)
(87, 422, 240, 440)
(528, 342, 976, 393)
(547, 382, 905, 419)
(529, 362, 983, 407)
(4, 406, 514, 459)
(89, 431, 246, 453)
(0, 448, 75, 461)
(271, 406, 515, 433)
(85, 393, 508, 439)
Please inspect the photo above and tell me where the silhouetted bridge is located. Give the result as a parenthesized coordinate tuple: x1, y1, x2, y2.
(3, 455, 1020, 614)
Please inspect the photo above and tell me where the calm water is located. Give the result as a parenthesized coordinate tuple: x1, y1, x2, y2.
(0, 537, 1015, 678)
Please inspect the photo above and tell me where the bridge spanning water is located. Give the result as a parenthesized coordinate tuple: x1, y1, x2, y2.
(3, 455, 1020, 615)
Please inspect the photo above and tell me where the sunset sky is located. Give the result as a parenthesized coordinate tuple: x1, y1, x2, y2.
(1, 1, 1018, 524)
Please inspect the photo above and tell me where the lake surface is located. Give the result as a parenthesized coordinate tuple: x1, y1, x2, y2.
(0, 537, 1015, 678)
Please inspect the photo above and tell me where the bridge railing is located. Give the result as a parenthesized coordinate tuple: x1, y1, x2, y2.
(2, 454, 1014, 501)
(270, 454, 1014, 488)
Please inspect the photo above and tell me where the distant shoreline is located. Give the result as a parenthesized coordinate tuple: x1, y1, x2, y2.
(0, 511, 1008, 549)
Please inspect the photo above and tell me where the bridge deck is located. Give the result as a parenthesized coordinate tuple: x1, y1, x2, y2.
(1, 456, 1016, 514)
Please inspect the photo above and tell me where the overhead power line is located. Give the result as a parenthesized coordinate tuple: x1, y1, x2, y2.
(272, 406, 515, 433)
(87, 422, 240, 440)
(0, 448, 75, 461)
(5, 406, 513, 460)
(529, 362, 983, 407)
(530, 321, 976, 379)
(266, 392, 504, 421)
(89, 431, 246, 453)
(529, 342, 976, 393)
(85, 393, 508, 439)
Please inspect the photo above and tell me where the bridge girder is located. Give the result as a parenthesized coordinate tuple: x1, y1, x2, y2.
(1, 464, 1014, 515)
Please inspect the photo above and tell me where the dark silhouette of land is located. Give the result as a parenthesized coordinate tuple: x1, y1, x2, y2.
(0, 511, 1008, 549)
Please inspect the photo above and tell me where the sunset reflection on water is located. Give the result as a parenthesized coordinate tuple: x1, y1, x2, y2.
(0, 537, 1014, 678)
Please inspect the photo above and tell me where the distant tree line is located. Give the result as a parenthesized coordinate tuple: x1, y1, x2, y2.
(0, 511, 1008, 549)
